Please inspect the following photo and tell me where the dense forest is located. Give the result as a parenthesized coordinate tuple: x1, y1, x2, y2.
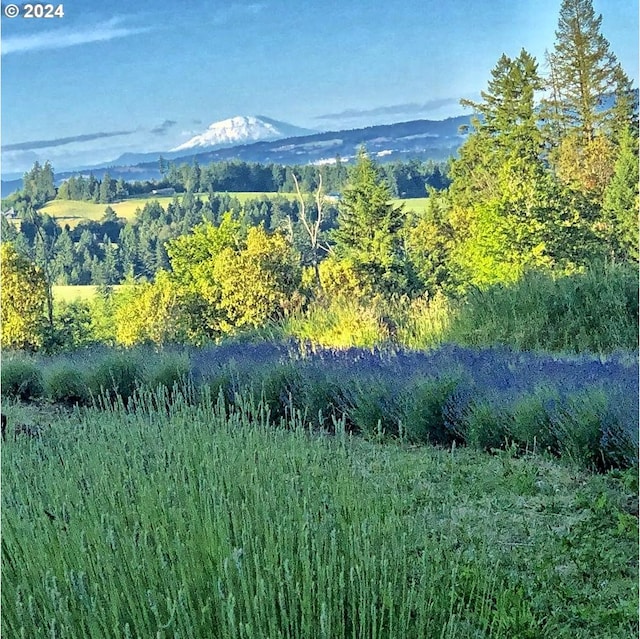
(0, 157, 449, 288)
(1, 0, 637, 352)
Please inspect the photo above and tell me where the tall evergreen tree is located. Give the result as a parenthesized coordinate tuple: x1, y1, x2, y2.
(547, 0, 629, 140)
(451, 49, 546, 213)
(52, 228, 75, 284)
(331, 148, 412, 298)
(99, 173, 115, 204)
(602, 126, 639, 261)
(23, 161, 56, 207)
(450, 50, 561, 286)
(544, 0, 637, 201)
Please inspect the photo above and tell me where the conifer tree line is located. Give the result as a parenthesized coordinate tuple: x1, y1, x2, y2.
(1, 156, 448, 289)
(1, 0, 637, 351)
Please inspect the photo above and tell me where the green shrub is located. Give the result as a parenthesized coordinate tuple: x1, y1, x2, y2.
(145, 353, 191, 394)
(88, 352, 143, 404)
(203, 370, 234, 412)
(460, 401, 510, 451)
(283, 297, 385, 349)
(1, 359, 45, 401)
(45, 364, 91, 406)
(599, 420, 638, 472)
(447, 263, 638, 354)
(295, 365, 344, 430)
(343, 378, 398, 439)
(399, 375, 463, 445)
(507, 387, 561, 455)
(550, 388, 634, 471)
(394, 292, 453, 350)
(241, 363, 299, 423)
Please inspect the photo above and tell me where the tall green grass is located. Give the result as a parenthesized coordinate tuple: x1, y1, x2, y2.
(283, 297, 386, 348)
(279, 263, 637, 354)
(447, 263, 639, 353)
(282, 293, 452, 351)
(2, 392, 637, 637)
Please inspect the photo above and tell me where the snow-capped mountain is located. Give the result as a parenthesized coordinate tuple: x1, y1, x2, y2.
(1, 116, 472, 196)
(171, 116, 314, 152)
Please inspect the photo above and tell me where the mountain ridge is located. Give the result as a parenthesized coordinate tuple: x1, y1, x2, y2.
(1, 115, 471, 196)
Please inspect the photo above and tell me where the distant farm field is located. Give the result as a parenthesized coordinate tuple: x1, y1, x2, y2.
(40, 196, 187, 227)
(53, 285, 126, 302)
(394, 197, 429, 213)
(38, 193, 427, 229)
(39, 192, 300, 228)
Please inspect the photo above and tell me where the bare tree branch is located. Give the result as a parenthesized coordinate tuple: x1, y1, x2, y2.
(291, 171, 332, 289)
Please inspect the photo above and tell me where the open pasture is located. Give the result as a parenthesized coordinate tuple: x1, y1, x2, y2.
(40, 196, 188, 227)
(394, 196, 430, 213)
(52, 285, 127, 303)
(38, 191, 422, 229)
(39, 192, 300, 228)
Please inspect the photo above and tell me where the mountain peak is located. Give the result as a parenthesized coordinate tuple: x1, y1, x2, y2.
(170, 115, 313, 152)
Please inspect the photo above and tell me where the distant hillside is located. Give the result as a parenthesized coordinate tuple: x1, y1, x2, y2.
(2, 116, 469, 196)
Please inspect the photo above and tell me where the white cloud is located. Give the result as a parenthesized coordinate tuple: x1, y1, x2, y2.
(1, 17, 153, 56)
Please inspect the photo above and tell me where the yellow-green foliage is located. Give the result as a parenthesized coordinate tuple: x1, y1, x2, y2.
(282, 292, 453, 350)
(113, 272, 187, 347)
(284, 297, 386, 348)
(450, 202, 551, 290)
(318, 256, 373, 301)
(394, 292, 453, 350)
(0, 243, 48, 350)
(53, 285, 130, 302)
(166, 213, 242, 337)
(215, 226, 302, 332)
(115, 215, 302, 344)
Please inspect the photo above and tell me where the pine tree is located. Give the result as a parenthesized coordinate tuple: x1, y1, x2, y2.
(331, 148, 411, 298)
(23, 161, 56, 207)
(99, 173, 115, 204)
(52, 229, 75, 284)
(543, 0, 637, 202)
(449, 50, 561, 286)
(602, 126, 639, 261)
(451, 49, 545, 212)
(548, 0, 628, 141)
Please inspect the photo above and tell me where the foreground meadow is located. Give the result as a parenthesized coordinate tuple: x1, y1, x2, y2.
(2, 342, 638, 638)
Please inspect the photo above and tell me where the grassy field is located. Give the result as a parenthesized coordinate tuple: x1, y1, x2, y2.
(40, 192, 300, 228)
(53, 285, 131, 303)
(38, 192, 426, 228)
(40, 196, 187, 227)
(393, 196, 430, 213)
(2, 390, 637, 639)
(53, 285, 103, 302)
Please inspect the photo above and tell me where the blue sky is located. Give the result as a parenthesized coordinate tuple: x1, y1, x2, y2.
(1, 0, 638, 175)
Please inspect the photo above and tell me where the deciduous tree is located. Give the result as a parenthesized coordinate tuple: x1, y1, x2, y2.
(0, 243, 48, 350)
